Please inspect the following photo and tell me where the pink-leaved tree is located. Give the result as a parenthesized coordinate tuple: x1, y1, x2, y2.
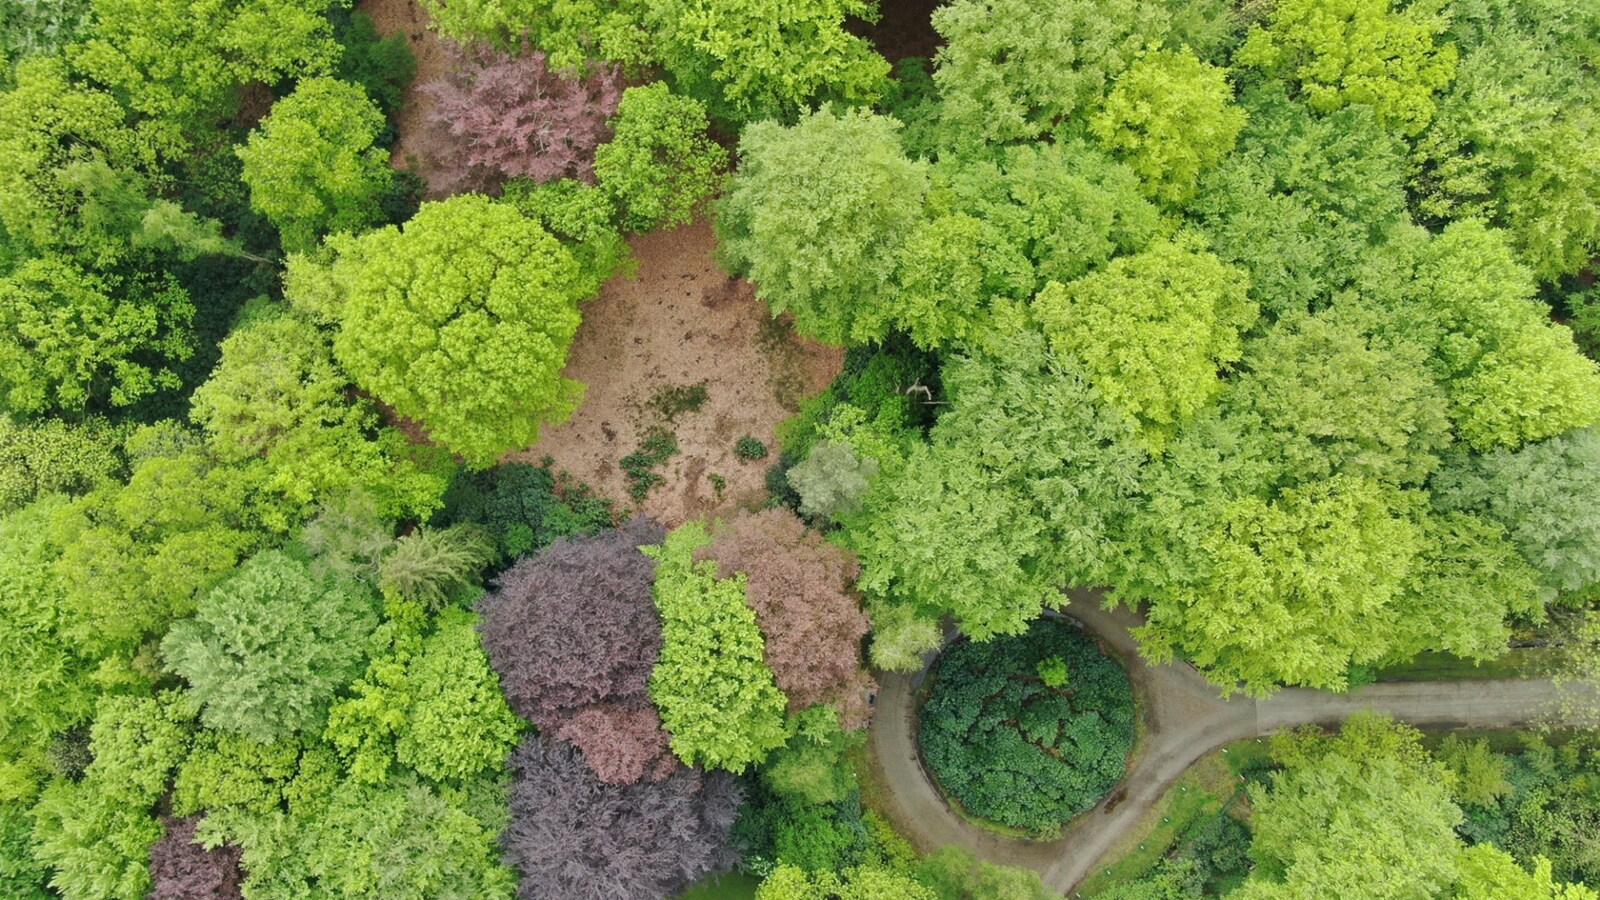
(421, 42, 623, 193)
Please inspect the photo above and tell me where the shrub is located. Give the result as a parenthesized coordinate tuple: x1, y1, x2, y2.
(434, 460, 614, 560)
(621, 429, 679, 501)
(786, 440, 878, 523)
(919, 619, 1134, 834)
(735, 436, 769, 461)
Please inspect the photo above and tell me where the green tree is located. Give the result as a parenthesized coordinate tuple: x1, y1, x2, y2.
(717, 106, 928, 345)
(191, 305, 451, 524)
(292, 195, 591, 465)
(760, 705, 860, 806)
(1237, 714, 1462, 898)
(786, 440, 879, 524)
(1235, 0, 1457, 135)
(645, 521, 788, 772)
(325, 608, 523, 784)
(593, 82, 726, 231)
(1131, 474, 1425, 693)
(161, 550, 379, 742)
(887, 214, 1033, 349)
(49, 424, 264, 658)
(929, 0, 1172, 149)
(375, 525, 493, 610)
(1034, 233, 1257, 447)
(913, 845, 1057, 900)
(1090, 48, 1245, 204)
(1411, 0, 1600, 279)
(757, 864, 939, 900)
(69, 0, 342, 152)
(415, 0, 652, 70)
(1364, 221, 1600, 451)
(236, 77, 393, 252)
(646, 0, 889, 123)
(1455, 844, 1599, 900)
(28, 692, 191, 900)
(0, 418, 124, 513)
(1432, 428, 1600, 594)
(0, 256, 193, 415)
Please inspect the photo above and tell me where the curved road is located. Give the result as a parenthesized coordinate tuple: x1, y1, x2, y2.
(868, 589, 1598, 897)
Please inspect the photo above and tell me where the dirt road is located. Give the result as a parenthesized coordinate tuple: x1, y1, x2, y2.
(867, 590, 1597, 896)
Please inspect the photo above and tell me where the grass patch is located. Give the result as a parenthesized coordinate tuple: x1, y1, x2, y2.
(1374, 647, 1560, 682)
(676, 872, 760, 899)
(620, 428, 678, 501)
(647, 381, 709, 422)
(1074, 739, 1265, 899)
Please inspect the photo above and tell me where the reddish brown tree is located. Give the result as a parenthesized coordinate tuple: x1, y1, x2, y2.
(503, 738, 739, 900)
(421, 43, 623, 192)
(147, 816, 243, 900)
(477, 517, 672, 783)
(550, 700, 676, 785)
(697, 508, 875, 727)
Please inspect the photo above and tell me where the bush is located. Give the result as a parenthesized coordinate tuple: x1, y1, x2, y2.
(734, 436, 769, 461)
(919, 619, 1134, 834)
(433, 460, 614, 561)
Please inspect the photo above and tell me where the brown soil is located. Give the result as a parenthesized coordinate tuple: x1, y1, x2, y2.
(850, 0, 945, 63)
(356, 0, 453, 194)
(514, 220, 843, 527)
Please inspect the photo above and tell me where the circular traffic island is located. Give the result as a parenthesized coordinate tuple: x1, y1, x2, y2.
(918, 618, 1135, 836)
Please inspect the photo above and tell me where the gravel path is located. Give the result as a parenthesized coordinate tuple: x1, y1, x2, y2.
(867, 590, 1597, 896)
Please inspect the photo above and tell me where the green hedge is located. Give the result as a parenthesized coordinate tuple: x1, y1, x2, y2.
(919, 618, 1134, 834)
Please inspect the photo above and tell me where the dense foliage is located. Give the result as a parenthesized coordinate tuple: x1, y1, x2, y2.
(920, 619, 1135, 833)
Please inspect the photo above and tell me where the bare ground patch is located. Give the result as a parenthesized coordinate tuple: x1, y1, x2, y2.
(356, 0, 453, 193)
(515, 220, 843, 526)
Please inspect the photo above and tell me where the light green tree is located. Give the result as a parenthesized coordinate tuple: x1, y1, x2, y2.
(1236, 714, 1462, 898)
(1034, 233, 1256, 447)
(236, 77, 393, 252)
(1235, 0, 1457, 135)
(0, 256, 193, 415)
(294, 195, 591, 466)
(1090, 48, 1244, 204)
(645, 521, 787, 772)
(161, 550, 379, 742)
(717, 106, 928, 345)
(594, 82, 726, 231)
(1455, 844, 1599, 900)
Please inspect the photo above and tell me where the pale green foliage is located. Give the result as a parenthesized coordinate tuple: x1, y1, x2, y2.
(0, 418, 123, 513)
(297, 195, 590, 465)
(325, 608, 522, 783)
(645, 521, 788, 773)
(0, 57, 152, 264)
(1237, 714, 1462, 898)
(219, 775, 515, 899)
(376, 526, 493, 609)
(930, 0, 1172, 149)
(161, 550, 378, 742)
(1225, 305, 1452, 488)
(761, 705, 859, 805)
(887, 214, 1033, 349)
(1432, 429, 1600, 594)
(0, 498, 96, 803)
(717, 107, 928, 345)
(0, 256, 193, 415)
(1366, 221, 1600, 450)
(172, 731, 310, 818)
(1412, 0, 1600, 279)
(594, 82, 725, 231)
(1090, 48, 1245, 204)
(1235, 0, 1457, 135)
(1436, 735, 1512, 808)
(854, 331, 1145, 642)
(69, 0, 343, 153)
(191, 305, 448, 523)
(864, 601, 942, 672)
(236, 77, 392, 252)
(1034, 233, 1256, 447)
(29, 692, 191, 900)
(787, 440, 879, 523)
(49, 426, 264, 658)
(1134, 474, 1424, 693)
(1455, 844, 1599, 900)
(646, 0, 889, 123)
(757, 863, 938, 900)
(926, 141, 1162, 293)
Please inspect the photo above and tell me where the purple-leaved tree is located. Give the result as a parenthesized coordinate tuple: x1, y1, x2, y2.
(502, 738, 740, 900)
(147, 816, 243, 900)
